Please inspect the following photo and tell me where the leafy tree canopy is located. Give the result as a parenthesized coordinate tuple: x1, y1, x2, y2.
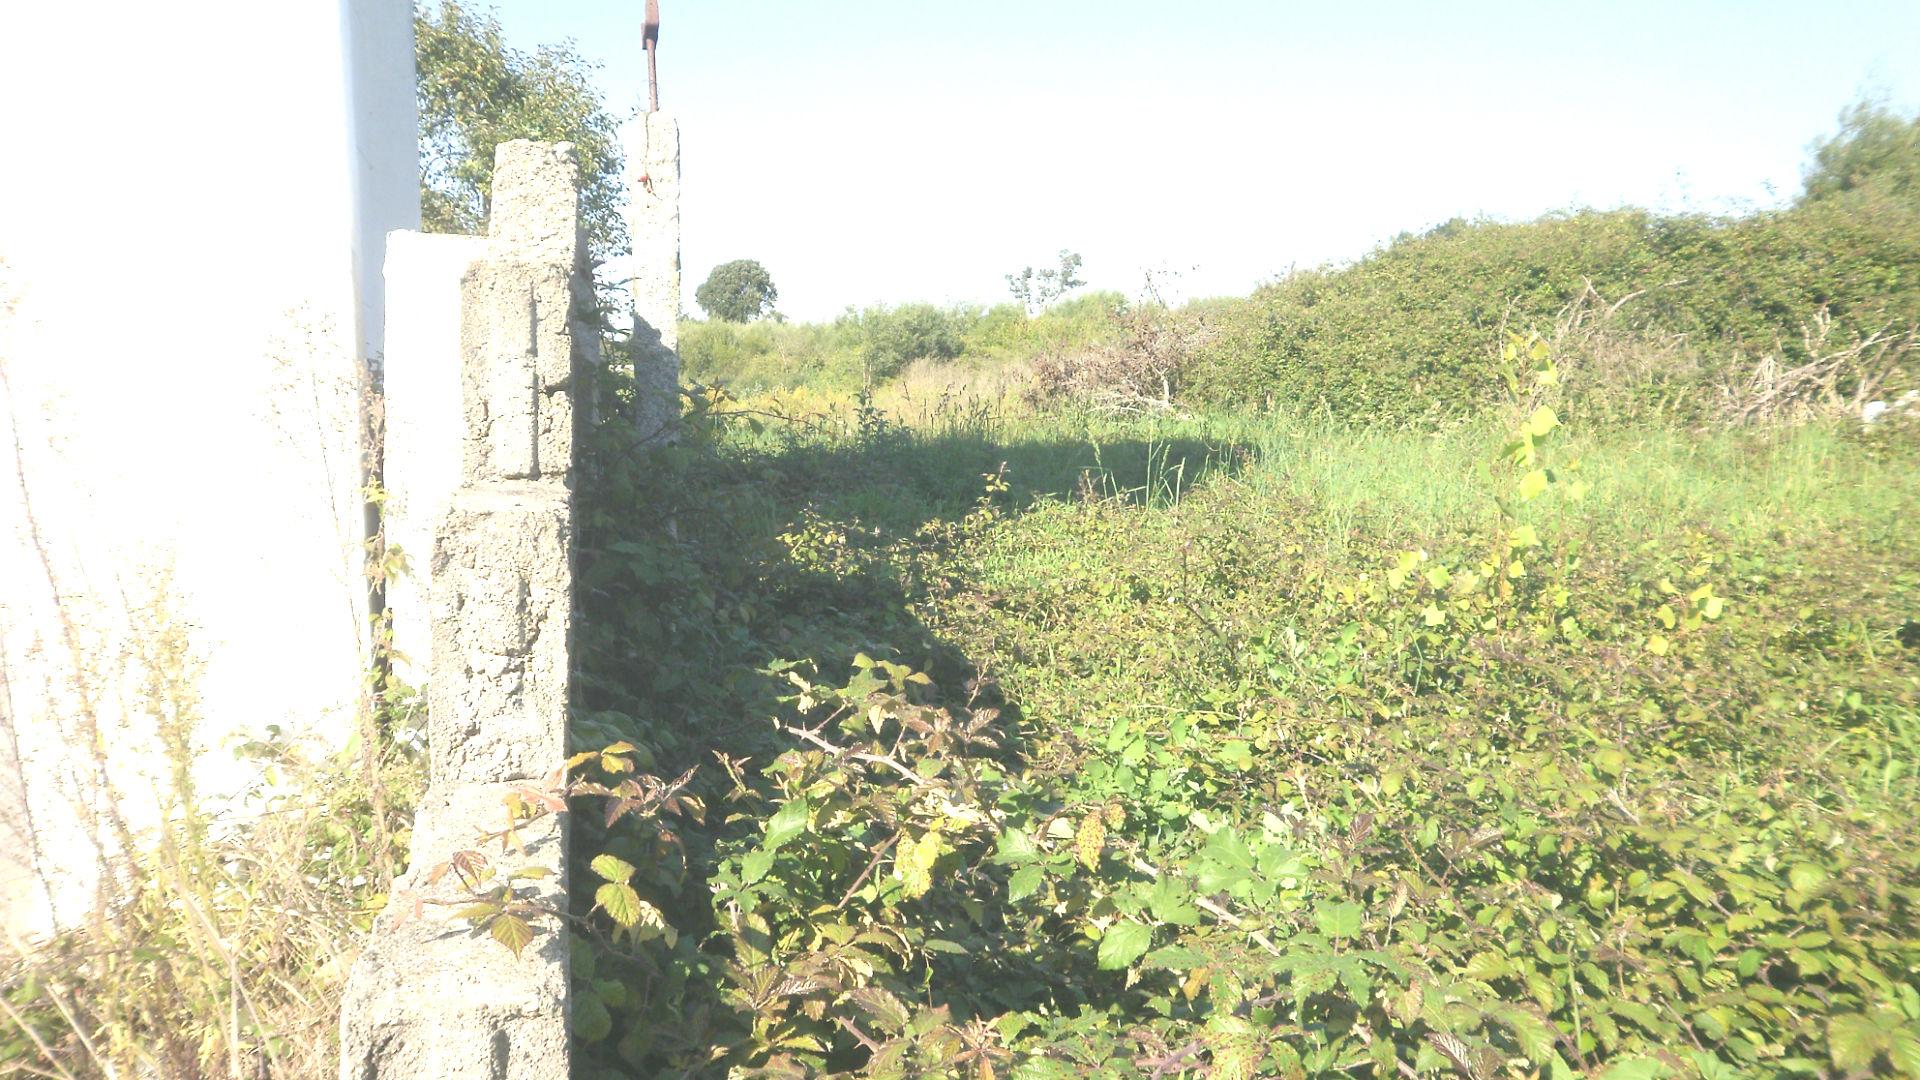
(1801, 100, 1920, 203)
(695, 259, 779, 323)
(414, 0, 628, 263)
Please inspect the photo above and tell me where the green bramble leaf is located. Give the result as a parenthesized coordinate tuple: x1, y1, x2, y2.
(995, 828, 1040, 865)
(1146, 875, 1201, 926)
(1097, 921, 1153, 970)
(573, 988, 612, 1042)
(1595, 1058, 1665, 1080)
(1314, 900, 1363, 939)
(1008, 864, 1044, 903)
(763, 797, 811, 851)
(1887, 1024, 1920, 1078)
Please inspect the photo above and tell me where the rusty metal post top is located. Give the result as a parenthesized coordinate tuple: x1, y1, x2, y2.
(644, 0, 661, 112)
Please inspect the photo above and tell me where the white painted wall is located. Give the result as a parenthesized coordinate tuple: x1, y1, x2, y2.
(0, 0, 420, 936)
(382, 231, 489, 687)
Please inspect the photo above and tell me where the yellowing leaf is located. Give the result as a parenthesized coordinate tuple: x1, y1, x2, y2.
(1075, 812, 1107, 870)
(1524, 406, 1559, 438)
(596, 881, 644, 927)
(490, 913, 534, 957)
(590, 853, 635, 885)
(896, 831, 941, 899)
(1516, 469, 1550, 502)
(1422, 604, 1446, 627)
(1510, 524, 1539, 548)
(1647, 635, 1670, 656)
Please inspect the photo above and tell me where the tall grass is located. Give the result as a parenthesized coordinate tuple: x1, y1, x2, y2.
(718, 385, 1914, 558)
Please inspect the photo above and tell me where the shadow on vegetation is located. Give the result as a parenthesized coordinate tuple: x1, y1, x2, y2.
(566, 409, 1249, 1073)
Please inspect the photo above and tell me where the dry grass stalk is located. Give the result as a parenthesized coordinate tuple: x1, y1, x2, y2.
(1721, 309, 1914, 425)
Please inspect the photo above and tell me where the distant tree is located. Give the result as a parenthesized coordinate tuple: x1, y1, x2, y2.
(1006, 250, 1086, 314)
(1801, 101, 1920, 203)
(414, 0, 628, 263)
(695, 260, 779, 323)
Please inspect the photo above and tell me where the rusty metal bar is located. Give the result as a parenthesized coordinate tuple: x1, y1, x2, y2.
(644, 0, 660, 112)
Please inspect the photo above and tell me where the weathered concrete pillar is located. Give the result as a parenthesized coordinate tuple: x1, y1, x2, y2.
(629, 111, 681, 442)
(340, 142, 586, 1080)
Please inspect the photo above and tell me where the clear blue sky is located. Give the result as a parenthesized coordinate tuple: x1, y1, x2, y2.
(481, 0, 1920, 321)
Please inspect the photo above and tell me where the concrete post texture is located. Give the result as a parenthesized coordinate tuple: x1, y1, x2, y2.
(629, 111, 682, 443)
(340, 142, 586, 1079)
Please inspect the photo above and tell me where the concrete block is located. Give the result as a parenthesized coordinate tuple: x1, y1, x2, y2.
(338, 782, 569, 1080)
(428, 487, 572, 788)
(490, 141, 582, 268)
(628, 112, 682, 442)
(459, 262, 576, 488)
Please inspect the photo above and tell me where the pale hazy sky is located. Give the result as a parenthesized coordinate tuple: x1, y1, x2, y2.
(482, 0, 1920, 321)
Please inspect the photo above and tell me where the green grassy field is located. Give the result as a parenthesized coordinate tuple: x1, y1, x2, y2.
(563, 389, 1920, 1078)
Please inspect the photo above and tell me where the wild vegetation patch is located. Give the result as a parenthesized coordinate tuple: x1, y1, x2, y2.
(536, 356, 1920, 1078)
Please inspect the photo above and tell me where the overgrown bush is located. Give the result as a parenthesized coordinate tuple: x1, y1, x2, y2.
(1030, 300, 1216, 413)
(856, 303, 966, 383)
(1186, 104, 1920, 422)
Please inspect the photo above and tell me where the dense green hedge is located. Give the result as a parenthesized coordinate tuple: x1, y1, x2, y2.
(1186, 106, 1920, 421)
